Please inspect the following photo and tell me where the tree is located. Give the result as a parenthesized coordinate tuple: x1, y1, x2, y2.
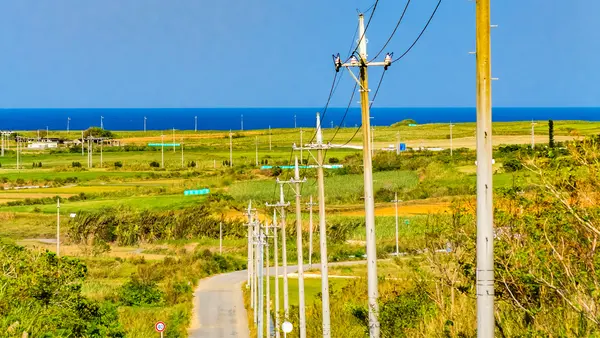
(548, 119, 555, 148)
(83, 127, 115, 139)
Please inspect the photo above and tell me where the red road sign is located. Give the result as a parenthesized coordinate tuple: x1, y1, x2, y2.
(155, 321, 166, 332)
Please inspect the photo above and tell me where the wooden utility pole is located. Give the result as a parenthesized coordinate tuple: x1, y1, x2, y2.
(475, 0, 495, 336)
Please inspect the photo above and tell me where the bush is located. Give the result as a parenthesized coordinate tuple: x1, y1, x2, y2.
(118, 277, 163, 306)
(114, 161, 123, 168)
(503, 158, 523, 172)
(391, 119, 417, 127)
(328, 157, 340, 164)
(187, 160, 197, 168)
(72, 161, 82, 168)
(149, 161, 160, 168)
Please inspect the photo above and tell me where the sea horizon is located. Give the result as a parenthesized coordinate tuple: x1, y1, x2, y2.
(1, 107, 599, 131)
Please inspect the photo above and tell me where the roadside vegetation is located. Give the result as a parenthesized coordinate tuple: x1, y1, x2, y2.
(1, 120, 598, 336)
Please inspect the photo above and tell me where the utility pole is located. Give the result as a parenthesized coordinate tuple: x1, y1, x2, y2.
(475, 0, 495, 336)
(16, 137, 19, 170)
(336, 14, 391, 336)
(294, 114, 297, 129)
(245, 201, 256, 317)
(181, 139, 184, 168)
(392, 193, 401, 256)
(306, 196, 316, 268)
(450, 122, 455, 157)
(267, 182, 291, 318)
(265, 219, 272, 338)
(255, 136, 259, 166)
(294, 112, 332, 337)
(172, 128, 176, 153)
(67, 117, 70, 134)
(46, 126, 49, 140)
(269, 125, 272, 151)
(271, 208, 281, 338)
(161, 135, 165, 168)
(228, 130, 233, 167)
(219, 221, 223, 255)
(257, 228, 265, 338)
(100, 116, 104, 130)
(144, 116, 147, 133)
(195, 116, 197, 132)
(292, 157, 307, 338)
(56, 198, 60, 256)
(531, 120, 536, 149)
(299, 128, 304, 164)
(241, 114, 244, 131)
(100, 138, 103, 168)
(81, 131, 84, 157)
(396, 131, 400, 155)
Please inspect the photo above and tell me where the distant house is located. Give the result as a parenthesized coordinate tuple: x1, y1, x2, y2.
(28, 141, 58, 149)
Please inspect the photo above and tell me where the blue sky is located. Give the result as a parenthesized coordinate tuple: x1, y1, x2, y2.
(0, 0, 598, 108)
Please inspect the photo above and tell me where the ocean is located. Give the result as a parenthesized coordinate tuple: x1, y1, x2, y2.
(0, 107, 598, 131)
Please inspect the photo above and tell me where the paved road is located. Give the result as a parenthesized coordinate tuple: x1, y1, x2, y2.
(188, 261, 370, 338)
(188, 266, 299, 338)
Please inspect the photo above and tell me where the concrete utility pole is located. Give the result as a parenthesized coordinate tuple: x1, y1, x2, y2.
(392, 193, 401, 256)
(257, 225, 265, 337)
(531, 120, 536, 149)
(46, 126, 49, 140)
(172, 128, 176, 153)
(268, 182, 291, 318)
(161, 135, 165, 168)
(264, 220, 272, 338)
(81, 131, 84, 157)
(181, 139, 184, 168)
(100, 138, 103, 168)
(144, 116, 147, 133)
(292, 157, 308, 338)
(219, 221, 223, 255)
(299, 128, 304, 164)
(245, 201, 256, 315)
(396, 131, 400, 155)
(294, 112, 332, 337)
(241, 114, 244, 131)
(294, 114, 297, 129)
(229, 130, 233, 167)
(450, 122, 455, 157)
(337, 14, 392, 337)
(255, 136, 259, 166)
(269, 125, 272, 151)
(195, 116, 197, 132)
(100, 116, 104, 130)
(56, 198, 60, 256)
(15, 137, 19, 170)
(272, 209, 281, 338)
(475, 0, 495, 336)
(67, 117, 70, 134)
(306, 196, 316, 268)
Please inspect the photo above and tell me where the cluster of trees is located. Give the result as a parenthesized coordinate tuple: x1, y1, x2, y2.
(0, 241, 125, 337)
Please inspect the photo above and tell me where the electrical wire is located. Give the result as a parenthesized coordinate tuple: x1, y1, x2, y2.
(350, 0, 380, 58)
(339, 69, 387, 147)
(370, 0, 412, 62)
(392, 0, 442, 63)
(328, 82, 357, 143)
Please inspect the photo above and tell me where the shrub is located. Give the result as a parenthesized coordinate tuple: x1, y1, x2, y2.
(187, 160, 196, 168)
(503, 158, 523, 172)
(114, 161, 123, 168)
(149, 161, 160, 168)
(72, 161, 82, 168)
(118, 277, 163, 306)
(328, 157, 340, 164)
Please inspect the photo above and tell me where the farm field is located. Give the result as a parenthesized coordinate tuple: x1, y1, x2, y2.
(0, 120, 593, 336)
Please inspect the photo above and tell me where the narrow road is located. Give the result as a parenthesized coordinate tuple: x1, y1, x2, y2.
(188, 261, 369, 338)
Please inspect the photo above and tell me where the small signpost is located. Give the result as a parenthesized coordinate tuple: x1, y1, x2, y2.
(155, 321, 166, 337)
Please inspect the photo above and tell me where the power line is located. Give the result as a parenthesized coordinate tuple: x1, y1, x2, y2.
(339, 70, 387, 147)
(350, 0, 380, 58)
(328, 83, 357, 143)
(392, 0, 443, 63)
(370, 0, 412, 62)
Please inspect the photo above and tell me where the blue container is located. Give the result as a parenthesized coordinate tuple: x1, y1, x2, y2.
(399, 143, 407, 151)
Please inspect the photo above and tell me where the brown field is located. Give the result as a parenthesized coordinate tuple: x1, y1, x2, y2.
(371, 135, 575, 150)
(339, 201, 451, 217)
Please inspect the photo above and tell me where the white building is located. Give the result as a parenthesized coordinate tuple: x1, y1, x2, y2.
(28, 142, 58, 149)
